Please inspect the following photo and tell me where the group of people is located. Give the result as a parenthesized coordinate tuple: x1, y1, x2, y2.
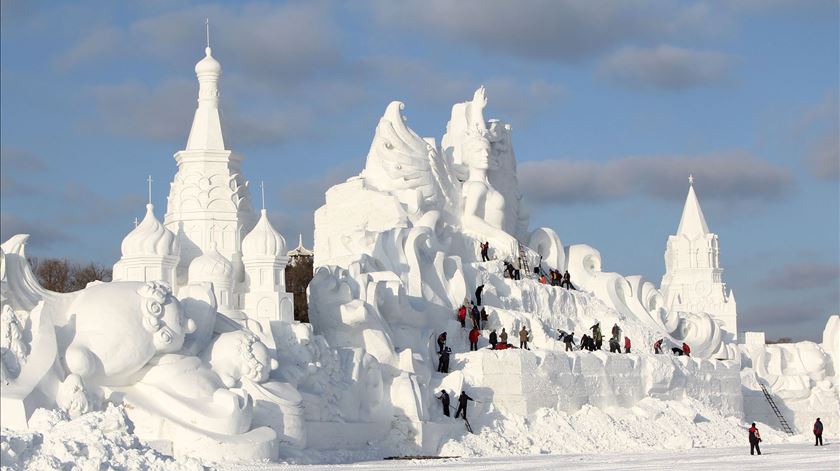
(542, 269, 574, 289)
(457, 302, 487, 330)
(436, 389, 475, 421)
(747, 418, 825, 456)
(557, 323, 692, 357)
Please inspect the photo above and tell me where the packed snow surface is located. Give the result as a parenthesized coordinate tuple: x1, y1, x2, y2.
(0, 405, 202, 471)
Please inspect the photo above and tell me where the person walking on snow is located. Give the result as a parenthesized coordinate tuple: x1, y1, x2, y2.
(591, 322, 603, 350)
(611, 323, 621, 340)
(814, 418, 824, 446)
(564, 331, 575, 351)
(682, 342, 691, 357)
(562, 270, 574, 289)
(489, 329, 498, 349)
(437, 332, 447, 354)
(624, 336, 631, 353)
(500, 328, 508, 345)
(469, 328, 480, 351)
(437, 347, 451, 373)
(480, 307, 488, 330)
(519, 326, 530, 350)
(457, 305, 467, 328)
(654, 338, 663, 354)
(436, 390, 450, 417)
(748, 423, 761, 455)
(470, 304, 480, 329)
(475, 284, 484, 306)
(455, 391, 474, 420)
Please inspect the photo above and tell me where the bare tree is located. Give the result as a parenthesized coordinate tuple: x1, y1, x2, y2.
(69, 263, 112, 291)
(766, 337, 794, 344)
(27, 258, 112, 293)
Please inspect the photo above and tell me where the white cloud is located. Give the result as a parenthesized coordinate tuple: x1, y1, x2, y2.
(597, 45, 733, 90)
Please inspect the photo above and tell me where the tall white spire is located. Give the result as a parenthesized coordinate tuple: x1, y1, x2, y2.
(676, 177, 709, 240)
(186, 21, 225, 151)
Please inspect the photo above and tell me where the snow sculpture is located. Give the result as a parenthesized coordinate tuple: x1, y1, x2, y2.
(112, 203, 179, 285)
(661, 178, 737, 342)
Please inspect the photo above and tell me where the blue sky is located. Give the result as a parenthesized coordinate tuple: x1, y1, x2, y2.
(1, 0, 837, 341)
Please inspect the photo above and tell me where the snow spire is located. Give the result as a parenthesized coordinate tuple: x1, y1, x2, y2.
(147, 175, 153, 205)
(186, 21, 224, 151)
(676, 175, 709, 239)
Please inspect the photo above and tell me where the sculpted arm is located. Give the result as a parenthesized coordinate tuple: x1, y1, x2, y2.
(462, 183, 518, 256)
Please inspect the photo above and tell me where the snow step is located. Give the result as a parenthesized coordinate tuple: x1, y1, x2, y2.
(758, 382, 795, 435)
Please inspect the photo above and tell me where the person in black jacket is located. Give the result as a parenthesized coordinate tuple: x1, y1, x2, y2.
(748, 423, 762, 455)
(436, 390, 450, 417)
(814, 418, 824, 446)
(475, 284, 484, 306)
(438, 347, 451, 373)
(489, 329, 498, 349)
(455, 390, 474, 420)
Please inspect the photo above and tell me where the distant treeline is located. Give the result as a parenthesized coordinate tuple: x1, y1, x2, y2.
(27, 258, 112, 293)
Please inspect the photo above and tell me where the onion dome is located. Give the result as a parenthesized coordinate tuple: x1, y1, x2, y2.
(242, 209, 286, 259)
(195, 47, 222, 76)
(188, 242, 233, 281)
(121, 204, 178, 257)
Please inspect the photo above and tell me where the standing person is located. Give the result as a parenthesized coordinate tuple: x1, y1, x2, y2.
(500, 328, 508, 346)
(519, 326, 530, 350)
(489, 329, 498, 349)
(457, 305, 467, 328)
(480, 307, 488, 330)
(682, 342, 691, 357)
(611, 323, 621, 340)
(437, 332, 447, 354)
(469, 328, 480, 351)
(437, 347, 451, 373)
(539, 274, 547, 284)
(480, 242, 490, 262)
(475, 284, 484, 306)
(591, 323, 603, 350)
(814, 418, 824, 446)
(455, 390, 474, 420)
(624, 336, 631, 354)
(653, 338, 663, 354)
(748, 423, 762, 455)
(609, 336, 621, 353)
(471, 304, 480, 329)
(436, 390, 450, 417)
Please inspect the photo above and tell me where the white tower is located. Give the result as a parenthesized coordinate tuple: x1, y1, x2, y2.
(164, 36, 256, 288)
(113, 198, 179, 285)
(242, 207, 294, 328)
(661, 175, 737, 342)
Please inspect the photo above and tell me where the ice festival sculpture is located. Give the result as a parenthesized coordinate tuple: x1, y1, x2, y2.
(2, 38, 838, 464)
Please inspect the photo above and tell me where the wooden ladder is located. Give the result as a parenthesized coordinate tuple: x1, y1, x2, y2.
(759, 382, 795, 435)
(517, 242, 529, 278)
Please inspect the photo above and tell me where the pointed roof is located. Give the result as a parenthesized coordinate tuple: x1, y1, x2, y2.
(186, 46, 225, 151)
(676, 179, 710, 239)
(242, 209, 286, 259)
(288, 234, 313, 257)
(121, 204, 178, 257)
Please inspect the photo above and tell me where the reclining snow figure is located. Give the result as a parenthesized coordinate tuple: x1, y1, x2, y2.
(0, 235, 292, 461)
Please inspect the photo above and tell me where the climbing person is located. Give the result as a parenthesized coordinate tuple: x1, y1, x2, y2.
(814, 418, 824, 446)
(654, 338, 663, 354)
(672, 346, 684, 356)
(564, 331, 575, 351)
(539, 274, 547, 284)
(682, 342, 691, 357)
(480, 241, 490, 262)
(471, 304, 480, 329)
(519, 326, 530, 350)
(480, 307, 488, 330)
(562, 270, 573, 289)
(609, 336, 621, 353)
(437, 332, 447, 354)
(489, 329, 498, 349)
(611, 323, 621, 340)
(436, 390, 450, 417)
(748, 422, 762, 455)
(579, 333, 590, 351)
(469, 327, 480, 351)
(457, 305, 467, 328)
(475, 284, 484, 306)
(454, 390, 474, 420)
(438, 347, 451, 373)
(624, 336, 631, 354)
(500, 328, 508, 346)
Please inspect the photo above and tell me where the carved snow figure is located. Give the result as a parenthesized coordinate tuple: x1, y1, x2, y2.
(62, 281, 196, 386)
(202, 330, 279, 387)
(0, 304, 28, 383)
(56, 373, 91, 418)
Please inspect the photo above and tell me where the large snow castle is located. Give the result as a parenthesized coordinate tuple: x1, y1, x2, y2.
(1, 41, 837, 462)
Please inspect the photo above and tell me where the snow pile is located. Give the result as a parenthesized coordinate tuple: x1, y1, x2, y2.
(0, 405, 203, 471)
(440, 397, 795, 457)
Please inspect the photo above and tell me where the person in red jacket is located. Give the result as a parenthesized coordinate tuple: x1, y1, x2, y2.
(624, 336, 631, 353)
(457, 305, 467, 328)
(682, 342, 691, 357)
(469, 328, 480, 351)
(748, 423, 761, 455)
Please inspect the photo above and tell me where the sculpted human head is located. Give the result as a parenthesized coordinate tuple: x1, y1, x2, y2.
(462, 131, 493, 171)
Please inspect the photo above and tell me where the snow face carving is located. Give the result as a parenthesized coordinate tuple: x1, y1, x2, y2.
(63, 281, 195, 386)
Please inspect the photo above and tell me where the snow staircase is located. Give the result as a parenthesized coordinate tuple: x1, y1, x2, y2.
(758, 382, 795, 435)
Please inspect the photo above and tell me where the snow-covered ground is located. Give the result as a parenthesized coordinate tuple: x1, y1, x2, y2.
(234, 443, 838, 471)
